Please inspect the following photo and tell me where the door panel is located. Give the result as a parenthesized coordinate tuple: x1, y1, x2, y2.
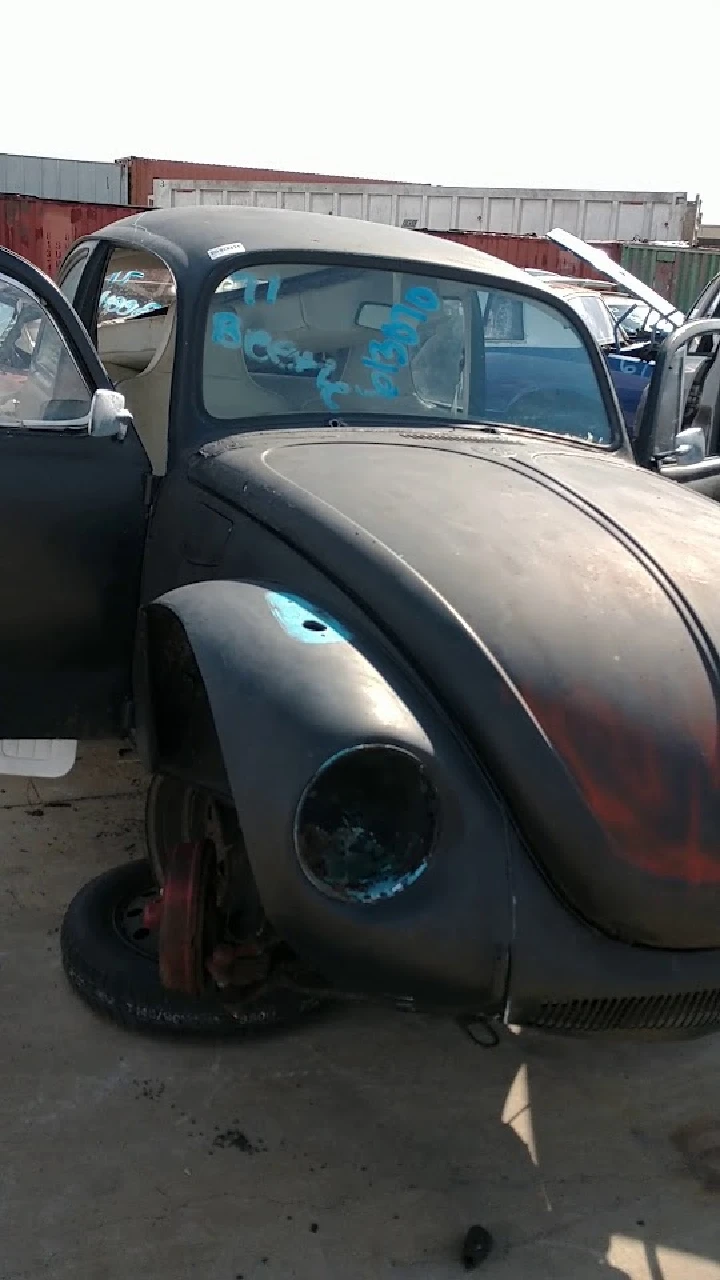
(0, 247, 150, 738)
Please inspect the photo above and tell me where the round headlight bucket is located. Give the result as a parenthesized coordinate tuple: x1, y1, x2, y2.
(294, 744, 438, 904)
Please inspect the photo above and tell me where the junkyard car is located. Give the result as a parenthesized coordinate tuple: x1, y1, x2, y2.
(544, 229, 720, 445)
(4, 206, 720, 1040)
(525, 268, 660, 434)
(604, 294, 679, 342)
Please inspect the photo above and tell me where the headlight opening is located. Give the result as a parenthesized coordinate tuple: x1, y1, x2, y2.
(294, 744, 438, 904)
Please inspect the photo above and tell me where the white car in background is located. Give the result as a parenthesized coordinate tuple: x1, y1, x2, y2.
(543, 231, 720, 451)
(603, 296, 680, 343)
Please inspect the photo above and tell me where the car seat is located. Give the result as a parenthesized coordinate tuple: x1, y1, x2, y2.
(97, 306, 176, 474)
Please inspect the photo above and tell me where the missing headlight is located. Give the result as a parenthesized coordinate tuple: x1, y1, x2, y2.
(294, 745, 437, 904)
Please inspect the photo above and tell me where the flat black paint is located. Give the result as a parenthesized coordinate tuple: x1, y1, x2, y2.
(0, 247, 150, 737)
(187, 432, 720, 951)
(10, 208, 720, 1020)
(149, 578, 511, 1009)
(0, 429, 149, 736)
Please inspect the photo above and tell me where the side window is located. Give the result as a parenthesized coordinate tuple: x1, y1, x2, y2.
(57, 250, 90, 306)
(568, 295, 615, 348)
(95, 248, 176, 383)
(477, 290, 525, 342)
(95, 247, 177, 476)
(482, 291, 612, 441)
(410, 298, 466, 409)
(0, 275, 91, 427)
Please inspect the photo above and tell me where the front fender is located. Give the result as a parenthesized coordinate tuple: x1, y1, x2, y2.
(144, 579, 513, 1011)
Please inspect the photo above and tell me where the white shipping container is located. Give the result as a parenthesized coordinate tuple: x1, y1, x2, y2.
(0, 152, 128, 206)
(151, 180, 699, 243)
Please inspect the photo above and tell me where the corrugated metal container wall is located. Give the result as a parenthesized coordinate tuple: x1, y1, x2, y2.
(0, 153, 128, 206)
(620, 243, 720, 312)
(150, 179, 697, 242)
(121, 157, 387, 209)
(425, 231, 622, 280)
(0, 196, 139, 278)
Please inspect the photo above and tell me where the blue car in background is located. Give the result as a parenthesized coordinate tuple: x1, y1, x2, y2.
(525, 271, 658, 437)
(533, 231, 690, 439)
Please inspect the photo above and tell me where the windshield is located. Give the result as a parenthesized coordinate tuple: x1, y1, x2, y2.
(606, 299, 674, 338)
(562, 293, 616, 348)
(203, 262, 615, 444)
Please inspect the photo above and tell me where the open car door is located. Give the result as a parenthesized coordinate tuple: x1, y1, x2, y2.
(635, 318, 720, 501)
(0, 247, 150, 773)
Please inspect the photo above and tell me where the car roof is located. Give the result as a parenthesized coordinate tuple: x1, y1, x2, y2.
(86, 205, 537, 287)
(604, 292, 646, 306)
(541, 278, 611, 302)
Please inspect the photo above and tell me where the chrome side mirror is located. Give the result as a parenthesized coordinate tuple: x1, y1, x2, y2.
(667, 425, 706, 466)
(88, 388, 132, 441)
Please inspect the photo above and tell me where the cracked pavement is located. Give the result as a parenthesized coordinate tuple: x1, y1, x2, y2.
(1, 744, 720, 1279)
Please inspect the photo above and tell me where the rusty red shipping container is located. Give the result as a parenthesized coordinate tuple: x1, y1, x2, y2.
(0, 194, 140, 278)
(0, 195, 627, 286)
(424, 231, 623, 281)
(120, 156, 391, 209)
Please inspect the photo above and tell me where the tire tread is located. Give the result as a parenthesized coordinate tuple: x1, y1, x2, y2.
(60, 860, 320, 1038)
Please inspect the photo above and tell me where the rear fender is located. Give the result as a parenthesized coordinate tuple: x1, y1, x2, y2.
(142, 579, 513, 1010)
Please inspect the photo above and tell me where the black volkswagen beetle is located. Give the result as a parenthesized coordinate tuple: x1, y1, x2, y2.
(3, 205, 720, 1039)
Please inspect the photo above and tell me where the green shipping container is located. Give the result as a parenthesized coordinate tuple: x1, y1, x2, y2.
(620, 243, 720, 313)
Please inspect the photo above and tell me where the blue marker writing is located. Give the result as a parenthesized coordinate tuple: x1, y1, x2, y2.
(355, 284, 441, 399)
(221, 273, 282, 306)
(317, 360, 351, 412)
(210, 280, 441, 410)
(212, 311, 243, 348)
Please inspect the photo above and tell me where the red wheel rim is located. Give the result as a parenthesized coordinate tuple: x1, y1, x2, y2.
(157, 840, 215, 995)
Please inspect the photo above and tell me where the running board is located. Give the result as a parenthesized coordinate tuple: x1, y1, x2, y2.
(0, 739, 77, 778)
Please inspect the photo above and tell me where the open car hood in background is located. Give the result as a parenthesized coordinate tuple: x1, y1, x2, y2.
(548, 228, 685, 328)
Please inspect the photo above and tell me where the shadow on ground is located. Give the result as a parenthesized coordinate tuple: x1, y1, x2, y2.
(1, 745, 719, 1279)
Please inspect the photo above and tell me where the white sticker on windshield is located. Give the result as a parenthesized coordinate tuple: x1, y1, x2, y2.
(207, 242, 245, 261)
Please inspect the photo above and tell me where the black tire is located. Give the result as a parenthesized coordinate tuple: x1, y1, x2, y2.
(60, 860, 322, 1037)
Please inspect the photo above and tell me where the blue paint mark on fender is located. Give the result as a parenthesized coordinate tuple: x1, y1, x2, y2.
(266, 592, 350, 645)
(355, 862, 428, 902)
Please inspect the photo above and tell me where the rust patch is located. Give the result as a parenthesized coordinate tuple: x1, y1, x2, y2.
(157, 840, 215, 995)
(523, 687, 720, 886)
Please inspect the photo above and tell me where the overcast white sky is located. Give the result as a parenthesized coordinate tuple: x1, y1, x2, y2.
(6, 0, 720, 218)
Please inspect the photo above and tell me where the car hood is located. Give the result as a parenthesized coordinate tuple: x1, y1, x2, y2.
(191, 427, 720, 949)
(548, 228, 685, 328)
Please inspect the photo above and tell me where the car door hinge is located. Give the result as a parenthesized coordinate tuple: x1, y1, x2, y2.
(143, 474, 156, 507)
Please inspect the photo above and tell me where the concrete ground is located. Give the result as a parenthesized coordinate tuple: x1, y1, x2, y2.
(2, 746, 720, 1280)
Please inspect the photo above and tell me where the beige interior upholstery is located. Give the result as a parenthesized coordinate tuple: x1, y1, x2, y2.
(98, 312, 170, 378)
(202, 274, 454, 422)
(340, 335, 424, 415)
(204, 303, 289, 420)
(97, 306, 176, 474)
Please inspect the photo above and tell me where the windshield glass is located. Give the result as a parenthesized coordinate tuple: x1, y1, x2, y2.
(563, 293, 616, 348)
(606, 299, 674, 338)
(203, 262, 615, 444)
